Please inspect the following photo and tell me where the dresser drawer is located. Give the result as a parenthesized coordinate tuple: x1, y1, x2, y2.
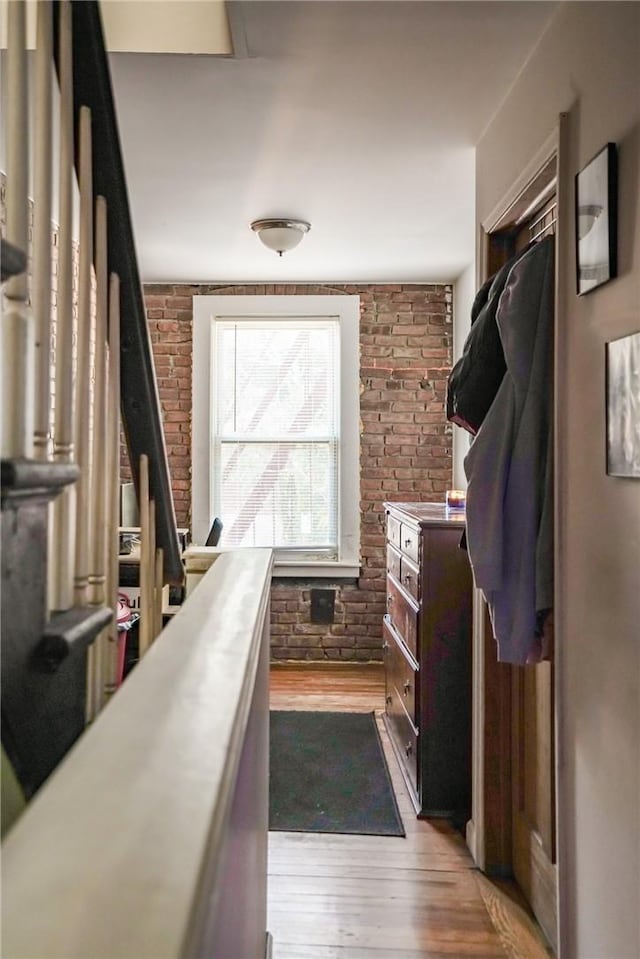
(387, 512, 401, 549)
(386, 544, 401, 582)
(383, 616, 417, 724)
(385, 685, 418, 794)
(400, 523, 420, 564)
(399, 555, 420, 603)
(386, 575, 418, 660)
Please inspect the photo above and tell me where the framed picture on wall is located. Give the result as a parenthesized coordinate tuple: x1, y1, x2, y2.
(575, 143, 617, 295)
(606, 331, 640, 478)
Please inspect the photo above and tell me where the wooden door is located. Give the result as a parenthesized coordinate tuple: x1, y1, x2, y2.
(512, 659, 557, 950)
(478, 154, 559, 951)
(510, 191, 558, 952)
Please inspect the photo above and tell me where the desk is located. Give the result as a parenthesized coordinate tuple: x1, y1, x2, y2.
(118, 527, 189, 612)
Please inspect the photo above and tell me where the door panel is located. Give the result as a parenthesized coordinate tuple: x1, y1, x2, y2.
(512, 659, 557, 951)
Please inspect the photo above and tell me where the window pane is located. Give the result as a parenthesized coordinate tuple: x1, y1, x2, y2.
(218, 440, 338, 552)
(215, 322, 337, 438)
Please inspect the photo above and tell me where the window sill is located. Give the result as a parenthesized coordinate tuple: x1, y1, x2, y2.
(273, 561, 361, 578)
(184, 548, 360, 581)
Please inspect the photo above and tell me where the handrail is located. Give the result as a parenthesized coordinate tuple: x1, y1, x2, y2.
(52, 0, 182, 584)
(2, 549, 273, 958)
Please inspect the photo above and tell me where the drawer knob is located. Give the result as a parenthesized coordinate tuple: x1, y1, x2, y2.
(404, 574, 411, 584)
(403, 680, 411, 696)
(382, 640, 389, 652)
(385, 695, 392, 706)
(387, 595, 393, 606)
(404, 538, 411, 547)
(405, 743, 413, 757)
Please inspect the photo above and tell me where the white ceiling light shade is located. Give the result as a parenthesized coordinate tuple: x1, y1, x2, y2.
(250, 218, 311, 256)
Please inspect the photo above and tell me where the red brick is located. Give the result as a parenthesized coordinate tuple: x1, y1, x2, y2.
(165, 295, 192, 310)
(145, 295, 166, 308)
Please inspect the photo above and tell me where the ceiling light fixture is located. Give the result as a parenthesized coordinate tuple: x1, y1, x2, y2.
(250, 218, 311, 256)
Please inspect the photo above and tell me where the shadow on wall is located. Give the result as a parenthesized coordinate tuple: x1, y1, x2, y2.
(616, 121, 639, 279)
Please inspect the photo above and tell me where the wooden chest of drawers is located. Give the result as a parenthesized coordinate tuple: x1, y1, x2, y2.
(383, 502, 473, 822)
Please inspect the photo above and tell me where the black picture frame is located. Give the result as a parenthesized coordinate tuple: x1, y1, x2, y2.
(575, 142, 617, 295)
(606, 331, 640, 478)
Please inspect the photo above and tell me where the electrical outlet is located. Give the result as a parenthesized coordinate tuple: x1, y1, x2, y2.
(310, 588, 335, 625)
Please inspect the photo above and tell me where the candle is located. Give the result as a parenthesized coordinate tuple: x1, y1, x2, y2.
(446, 489, 466, 510)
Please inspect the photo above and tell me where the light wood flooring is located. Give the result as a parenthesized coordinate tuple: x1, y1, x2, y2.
(268, 663, 552, 959)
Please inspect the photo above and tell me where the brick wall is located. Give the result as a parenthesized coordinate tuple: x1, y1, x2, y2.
(141, 282, 453, 661)
(119, 298, 193, 523)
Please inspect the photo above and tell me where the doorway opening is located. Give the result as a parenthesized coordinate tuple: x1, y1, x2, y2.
(469, 145, 560, 953)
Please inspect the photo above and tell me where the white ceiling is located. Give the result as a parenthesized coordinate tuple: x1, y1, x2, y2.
(108, 1, 558, 285)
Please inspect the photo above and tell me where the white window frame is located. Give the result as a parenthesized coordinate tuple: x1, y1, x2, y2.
(192, 295, 360, 577)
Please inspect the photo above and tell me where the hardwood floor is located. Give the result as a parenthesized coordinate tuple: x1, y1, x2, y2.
(269, 662, 387, 714)
(268, 663, 552, 959)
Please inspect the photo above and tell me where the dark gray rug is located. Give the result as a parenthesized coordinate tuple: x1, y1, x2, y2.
(269, 710, 405, 836)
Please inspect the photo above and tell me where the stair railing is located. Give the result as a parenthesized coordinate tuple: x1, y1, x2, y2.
(1, 0, 180, 798)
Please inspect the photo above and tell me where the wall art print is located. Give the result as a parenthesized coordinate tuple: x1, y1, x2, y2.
(607, 330, 640, 478)
(575, 142, 617, 295)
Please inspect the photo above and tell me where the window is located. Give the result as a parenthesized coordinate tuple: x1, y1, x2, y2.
(214, 317, 338, 557)
(192, 295, 360, 576)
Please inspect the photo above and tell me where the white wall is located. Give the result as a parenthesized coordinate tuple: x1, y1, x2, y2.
(452, 261, 475, 489)
(476, 4, 640, 958)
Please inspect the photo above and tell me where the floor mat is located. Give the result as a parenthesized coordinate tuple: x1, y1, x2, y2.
(269, 710, 405, 836)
